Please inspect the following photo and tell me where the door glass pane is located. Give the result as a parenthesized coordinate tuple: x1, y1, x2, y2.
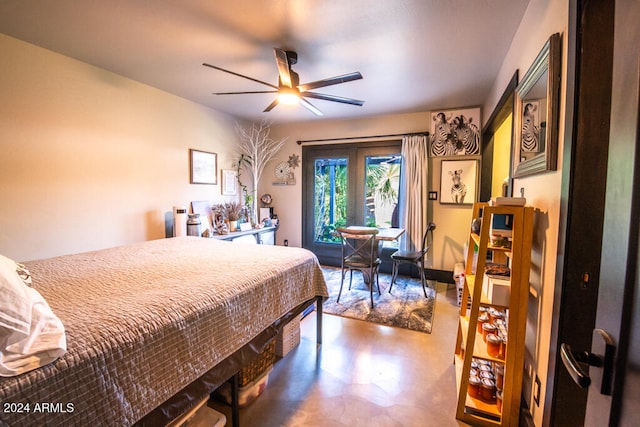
(314, 157, 348, 243)
(364, 154, 402, 228)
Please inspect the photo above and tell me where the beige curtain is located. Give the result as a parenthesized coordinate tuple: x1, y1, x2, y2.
(399, 134, 429, 254)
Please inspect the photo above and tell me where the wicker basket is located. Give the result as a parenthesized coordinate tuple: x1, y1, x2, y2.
(238, 340, 276, 387)
(276, 314, 301, 357)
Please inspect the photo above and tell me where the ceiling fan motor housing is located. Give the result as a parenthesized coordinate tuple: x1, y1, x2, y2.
(285, 50, 297, 66)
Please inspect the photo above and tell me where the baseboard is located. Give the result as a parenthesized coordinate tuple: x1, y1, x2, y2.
(424, 268, 455, 284)
(380, 264, 455, 284)
(328, 257, 455, 285)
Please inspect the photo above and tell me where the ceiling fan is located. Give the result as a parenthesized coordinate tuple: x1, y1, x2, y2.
(203, 48, 364, 116)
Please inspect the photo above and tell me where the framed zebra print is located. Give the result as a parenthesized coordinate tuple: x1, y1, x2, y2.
(439, 159, 478, 205)
(513, 33, 561, 177)
(429, 107, 481, 157)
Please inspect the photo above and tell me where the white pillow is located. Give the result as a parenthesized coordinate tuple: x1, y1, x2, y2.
(0, 286, 67, 377)
(0, 255, 33, 335)
(0, 254, 67, 376)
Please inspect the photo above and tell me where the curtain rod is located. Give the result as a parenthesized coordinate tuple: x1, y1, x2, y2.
(296, 130, 429, 145)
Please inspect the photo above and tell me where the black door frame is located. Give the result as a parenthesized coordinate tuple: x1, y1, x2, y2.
(480, 70, 518, 202)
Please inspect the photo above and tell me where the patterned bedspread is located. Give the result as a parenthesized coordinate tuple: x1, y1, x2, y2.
(0, 237, 327, 426)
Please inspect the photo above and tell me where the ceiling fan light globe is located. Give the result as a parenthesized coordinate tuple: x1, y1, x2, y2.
(278, 92, 300, 105)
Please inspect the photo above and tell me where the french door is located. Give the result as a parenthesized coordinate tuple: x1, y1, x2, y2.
(302, 141, 402, 266)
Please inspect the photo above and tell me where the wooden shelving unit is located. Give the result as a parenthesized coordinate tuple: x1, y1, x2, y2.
(454, 202, 533, 426)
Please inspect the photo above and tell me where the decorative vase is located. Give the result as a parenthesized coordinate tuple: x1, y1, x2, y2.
(229, 220, 238, 232)
(186, 213, 201, 237)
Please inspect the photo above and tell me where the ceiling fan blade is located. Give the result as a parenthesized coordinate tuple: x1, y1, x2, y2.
(298, 72, 363, 91)
(203, 63, 278, 89)
(274, 48, 293, 88)
(301, 91, 364, 106)
(263, 99, 279, 112)
(214, 90, 278, 95)
(299, 98, 323, 116)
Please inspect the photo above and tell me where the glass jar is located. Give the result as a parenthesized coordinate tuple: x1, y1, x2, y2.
(479, 363, 492, 373)
(500, 335, 508, 359)
(482, 322, 497, 341)
(479, 370, 495, 381)
(480, 379, 497, 403)
(495, 363, 505, 390)
(468, 376, 481, 399)
(477, 312, 490, 334)
(489, 309, 505, 323)
(478, 359, 492, 369)
(486, 333, 502, 358)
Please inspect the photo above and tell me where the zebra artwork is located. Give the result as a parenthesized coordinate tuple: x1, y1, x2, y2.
(521, 102, 540, 152)
(429, 112, 457, 157)
(430, 108, 481, 156)
(452, 115, 480, 155)
(449, 169, 467, 203)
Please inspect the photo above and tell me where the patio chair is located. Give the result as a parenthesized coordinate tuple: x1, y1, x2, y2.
(336, 227, 381, 308)
(389, 222, 436, 297)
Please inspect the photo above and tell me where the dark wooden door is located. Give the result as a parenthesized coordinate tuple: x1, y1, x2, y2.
(583, 0, 640, 425)
(550, 0, 640, 425)
(546, 0, 615, 425)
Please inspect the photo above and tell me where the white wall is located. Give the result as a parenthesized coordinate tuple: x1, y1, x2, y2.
(482, 1, 569, 425)
(0, 34, 241, 261)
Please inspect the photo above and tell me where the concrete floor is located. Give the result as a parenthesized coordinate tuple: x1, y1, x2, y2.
(208, 281, 470, 427)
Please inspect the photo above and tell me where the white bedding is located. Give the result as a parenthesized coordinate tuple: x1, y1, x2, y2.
(0, 237, 327, 426)
(0, 254, 66, 377)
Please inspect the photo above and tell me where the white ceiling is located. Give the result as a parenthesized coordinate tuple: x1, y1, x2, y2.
(0, 0, 529, 123)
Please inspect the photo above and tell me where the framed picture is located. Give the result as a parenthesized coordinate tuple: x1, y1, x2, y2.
(520, 100, 542, 154)
(189, 149, 217, 184)
(440, 159, 477, 205)
(513, 33, 561, 177)
(221, 169, 238, 196)
(429, 107, 481, 157)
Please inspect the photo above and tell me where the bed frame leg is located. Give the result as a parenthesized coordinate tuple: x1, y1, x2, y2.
(231, 372, 240, 427)
(316, 295, 323, 345)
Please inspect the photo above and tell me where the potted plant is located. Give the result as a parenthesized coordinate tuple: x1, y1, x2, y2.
(219, 201, 243, 232)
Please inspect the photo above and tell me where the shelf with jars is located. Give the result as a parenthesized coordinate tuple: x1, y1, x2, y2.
(454, 202, 534, 427)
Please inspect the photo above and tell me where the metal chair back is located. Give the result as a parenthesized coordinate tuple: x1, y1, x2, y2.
(389, 222, 436, 297)
(335, 226, 381, 307)
(336, 227, 379, 268)
(420, 222, 436, 256)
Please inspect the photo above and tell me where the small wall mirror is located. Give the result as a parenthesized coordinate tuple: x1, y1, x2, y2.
(513, 33, 562, 177)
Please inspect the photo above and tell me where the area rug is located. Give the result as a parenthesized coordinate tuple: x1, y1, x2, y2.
(321, 266, 436, 334)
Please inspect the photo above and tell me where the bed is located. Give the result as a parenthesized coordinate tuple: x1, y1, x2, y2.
(0, 237, 328, 426)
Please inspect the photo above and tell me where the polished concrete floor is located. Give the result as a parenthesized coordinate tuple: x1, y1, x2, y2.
(208, 281, 470, 427)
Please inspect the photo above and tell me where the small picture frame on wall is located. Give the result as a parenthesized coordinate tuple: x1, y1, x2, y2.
(190, 149, 217, 185)
(221, 169, 238, 196)
(440, 159, 478, 205)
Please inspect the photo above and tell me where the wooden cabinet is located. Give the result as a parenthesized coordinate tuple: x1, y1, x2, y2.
(454, 202, 533, 426)
(211, 226, 277, 245)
